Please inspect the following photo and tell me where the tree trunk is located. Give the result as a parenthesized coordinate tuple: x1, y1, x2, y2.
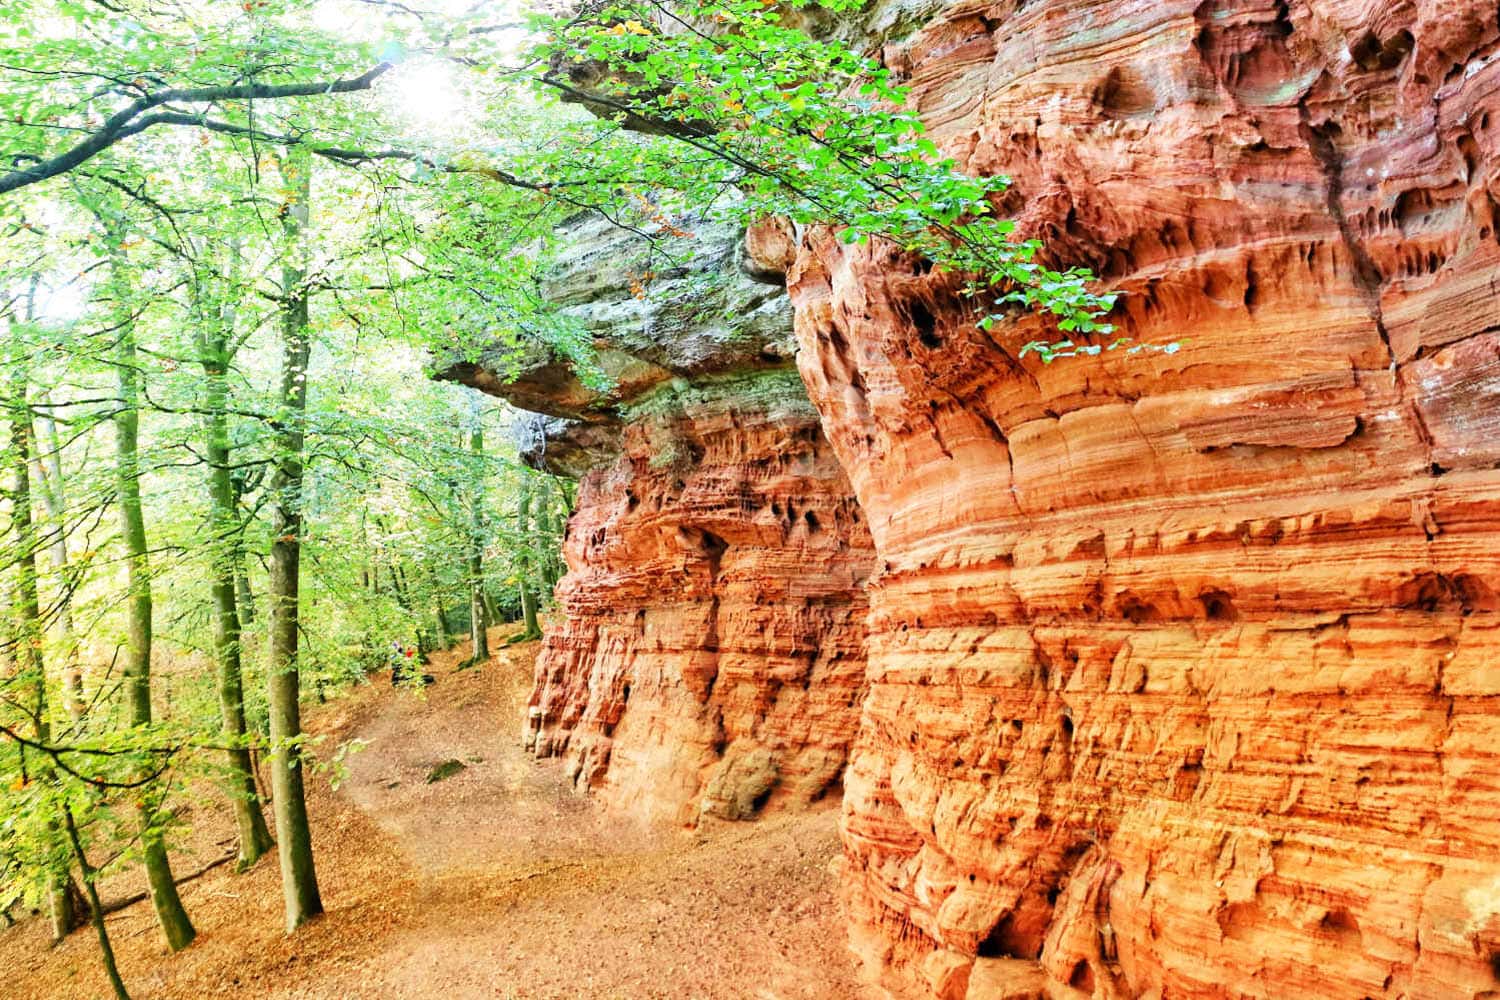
(517, 473, 541, 640)
(467, 407, 490, 662)
(427, 564, 452, 649)
(113, 260, 196, 952)
(62, 806, 131, 1000)
(538, 476, 563, 595)
(233, 535, 256, 625)
(393, 564, 429, 656)
(195, 258, 275, 871)
(230, 462, 256, 626)
(373, 513, 428, 655)
(7, 298, 85, 942)
(29, 398, 82, 721)
(266, 147, 323, 932)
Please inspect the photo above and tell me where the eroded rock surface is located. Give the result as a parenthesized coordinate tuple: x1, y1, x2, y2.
(788, 1, 1500, 996)
(525, 373, 872, 825)
(447, 215, 874, 826)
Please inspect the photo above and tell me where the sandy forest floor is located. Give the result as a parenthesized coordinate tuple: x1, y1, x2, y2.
(2, 629, 874, 1000)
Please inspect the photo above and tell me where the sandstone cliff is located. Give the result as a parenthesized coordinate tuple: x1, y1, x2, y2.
(787, 1, 1500, 997)
(445, 213, 873, 826)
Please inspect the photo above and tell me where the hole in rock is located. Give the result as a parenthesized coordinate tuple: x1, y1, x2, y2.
(1093, 65, 1157, 118)
(978, 911, 1045, 961)
(1490, 950, 1500, 981)
(1350, 30, 1413, 71)
(749, 783, 775, 814)
(1379, 29, 1414, 69)
(1173, 762, 1203, 799)
(1199, 589, 1238, 621)
(1455, 574, 1500, 613)
(910, 300, 942, 349)
(1394, 188, 1436, 235)
(811, 768, 844, 803)
(1120, 595, 1160, 623)
(1070, 961, 1096, 992)
(1243, 262, 1260, 312)
(1217, 901, 1260, 941)
(1460, 135, 1481, 179)
(803, 510, 821, 534)
(1348, 31, 1380, 67)
(1318, 907, 1363, 947)
(1396, 572, 1451, 612)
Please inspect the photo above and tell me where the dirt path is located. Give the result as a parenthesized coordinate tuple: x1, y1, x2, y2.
(1, 631, 877, 1000)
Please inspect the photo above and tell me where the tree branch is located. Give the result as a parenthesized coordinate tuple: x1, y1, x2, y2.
(0, 63, 394, 194)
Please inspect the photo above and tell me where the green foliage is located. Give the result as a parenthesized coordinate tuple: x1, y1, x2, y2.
(524, 0, 1118, 344)
(0, 0, 1141, 357)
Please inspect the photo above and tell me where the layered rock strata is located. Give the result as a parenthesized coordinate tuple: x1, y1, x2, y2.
(446, 214, 874, 826)
(787, 1, 1500, 996)
(525, 373, 872, 825)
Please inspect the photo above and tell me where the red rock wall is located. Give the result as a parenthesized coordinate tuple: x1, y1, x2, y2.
(523, 374, 873, 826)
(789, 1, 1500, 996)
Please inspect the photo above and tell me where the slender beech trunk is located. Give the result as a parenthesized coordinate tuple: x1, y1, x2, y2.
(372, 513, 428, 654)
(423, 562, 452, 649)
(266, 148, 323, 931)
(391, 562, 428, 655)
(30, 399, 82, 721)
(516, 473, 541, 640)
(7, 303, 85, 941)
(538, 477, 563, 594)
(466, 409, 489, 662)
(231, 487, 256, 627)
(62, 806, 131, 1000)
(195, 259, 274, 870)
(112, 260, 196, 952)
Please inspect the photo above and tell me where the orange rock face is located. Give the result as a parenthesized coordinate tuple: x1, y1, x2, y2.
(523, 374, 873, 825)
(789, 1, 1500, 996)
